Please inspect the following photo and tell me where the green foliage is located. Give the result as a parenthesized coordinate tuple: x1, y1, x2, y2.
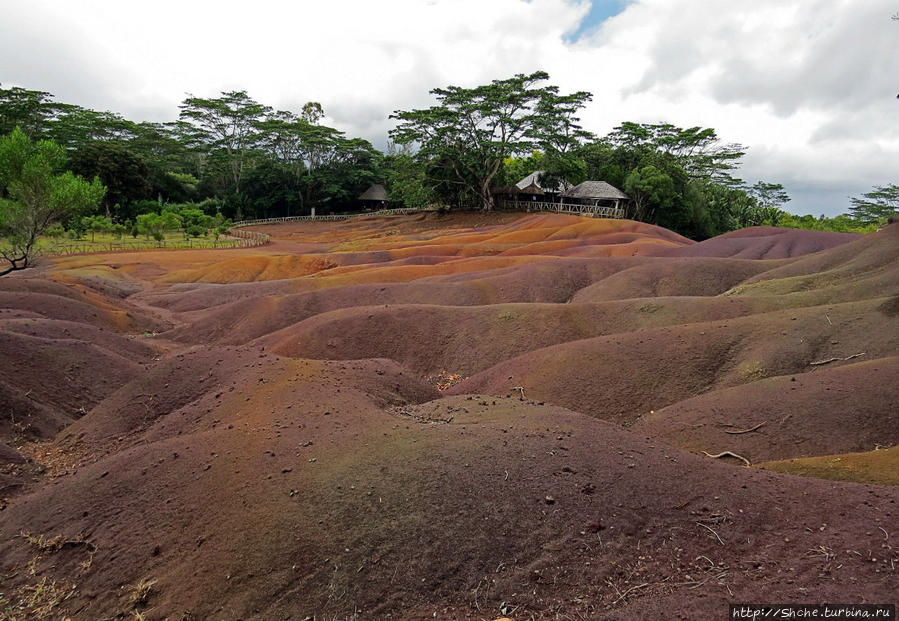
(136, 211, 181, 241)
(110, 222, 127, 239)
(849, 184, 899, 225)
(777, 212, 878, 234)
(0, 128, 105, 273)
(624, 165, 676, 222)
(178, 90, 271, 194)
(45, 222, 65, 238)
(499, 152, 544, 187)
(385, 152, 435, 208)
(746, 181, 790, 210)
(390, 71, 592, 210)
(69, 141, 153, 213)
(5, 80, 887, 242)
(81, 214, 113, 241)
(48, 105, 136, 151)
(0, 85, 58, 138)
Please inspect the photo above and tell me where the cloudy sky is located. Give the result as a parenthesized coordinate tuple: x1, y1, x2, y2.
(2, 0, 897, 216)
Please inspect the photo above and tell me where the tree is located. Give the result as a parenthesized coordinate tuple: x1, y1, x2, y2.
(136, 211, 181, 242)
(81, 214, 113, 241)
(0, 85, 58, 138)
(390, 71, 592, 210)
(385, 151, 434, 208)
(849, 184, 899, 225)
(178, 91, 271, 195)
(69, 141, 153, 217)
(746, 181, 790, 210)
(0, 128, 105, 275)
(256, 105, 380, 214)
(624, 164, 676, 222)
(606, 122, 745, 184)
(48, 105, 137, 150)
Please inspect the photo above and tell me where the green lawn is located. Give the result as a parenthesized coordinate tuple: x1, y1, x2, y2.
(37, 231, 243, 255)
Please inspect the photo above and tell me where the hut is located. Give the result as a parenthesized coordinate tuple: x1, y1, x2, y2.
(562, 181, 629, 217)
(494, 170, 573, 210)
(358, 184, 389, 209)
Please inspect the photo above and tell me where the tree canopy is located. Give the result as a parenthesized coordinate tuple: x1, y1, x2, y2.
(0, 128, 105, 274)
(849, 184, 899, 225)
(0, 78, 889, 245)
(390, 71, 592, 210)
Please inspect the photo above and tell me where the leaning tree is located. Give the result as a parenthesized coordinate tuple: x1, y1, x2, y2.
(389, 71, 592, 211)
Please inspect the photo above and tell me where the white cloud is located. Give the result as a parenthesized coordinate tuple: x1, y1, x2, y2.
(2, 0, 896, 216)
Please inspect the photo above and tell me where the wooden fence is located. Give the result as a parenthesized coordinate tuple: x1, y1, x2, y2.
(232, 206, 437, 228)
(497, 199, 626, 219)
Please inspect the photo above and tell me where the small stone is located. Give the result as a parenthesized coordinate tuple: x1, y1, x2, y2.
(544, 495, 555, 505)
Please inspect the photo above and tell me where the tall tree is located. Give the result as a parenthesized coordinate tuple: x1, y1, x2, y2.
(0, 85, 58, 138)
(624, 164, 676, 222)
(389, 71, 592, 210)
(606, 122, 745, 184)
(849, 184, 899, 225)
(48, 105, 137, 150)
(747, 181, 790, 210)
(0, 128, 105, 275)
(178, 91, 271, 195)
(69, 141, 153, 216)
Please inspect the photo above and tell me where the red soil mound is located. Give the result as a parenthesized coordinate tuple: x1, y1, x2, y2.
(155, 256, 649, 331)
(571, 257, 777, 301)
(735, 221, 899, 293)
(450, 298, 899, 425)
(0, 326, 155, 445)
(653, 226, 860, 259)
(2, 392, 895, 619)
(256, 298, 763, 377)
(633, 357, 899, 463)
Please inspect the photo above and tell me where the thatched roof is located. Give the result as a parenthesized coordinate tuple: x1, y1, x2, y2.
(359, 184, 388, 201)
(563, 181, 629, 200)
(515, 170, 572, 194)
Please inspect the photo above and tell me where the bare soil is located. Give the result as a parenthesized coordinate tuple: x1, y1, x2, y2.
(0, 213, 896, 619)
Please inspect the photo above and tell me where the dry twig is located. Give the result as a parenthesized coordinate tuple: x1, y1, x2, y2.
(810, 352, 866, 366)
(724, 422, 766, 435)
(702, 451, 751, 466)
(697, 522, 726, 545)
(611, 582, 650, 604)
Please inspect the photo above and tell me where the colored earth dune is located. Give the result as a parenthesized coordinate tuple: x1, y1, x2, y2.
(1, 212, 897, 619)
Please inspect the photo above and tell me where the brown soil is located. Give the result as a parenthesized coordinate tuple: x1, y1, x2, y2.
(0, 214, 896, 619)
(633, 357, 899, 462)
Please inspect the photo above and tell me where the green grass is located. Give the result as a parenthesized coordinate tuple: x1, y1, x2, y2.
(36, 231, 242, 255)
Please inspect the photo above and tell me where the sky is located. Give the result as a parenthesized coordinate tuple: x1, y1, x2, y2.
(1, 0, 897, 217)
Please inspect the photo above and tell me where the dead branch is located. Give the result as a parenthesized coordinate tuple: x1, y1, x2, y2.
(511, 386, 526, 399)
(697, 522, 726, 546)
(724, 421, 766, 435)
(810, 352, 866, 366)
(702, 451, 751, 466)
(611, 581, 650, 604)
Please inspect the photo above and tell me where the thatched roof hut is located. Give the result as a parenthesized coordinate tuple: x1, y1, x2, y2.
(358, 184, 388, 202)
(515, 170, 573, 194)
(563, 181, 629, 202)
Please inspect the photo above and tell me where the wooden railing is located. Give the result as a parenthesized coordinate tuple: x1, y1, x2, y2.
(232, 206, 438, 228)
(497, 199, 626, 219)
